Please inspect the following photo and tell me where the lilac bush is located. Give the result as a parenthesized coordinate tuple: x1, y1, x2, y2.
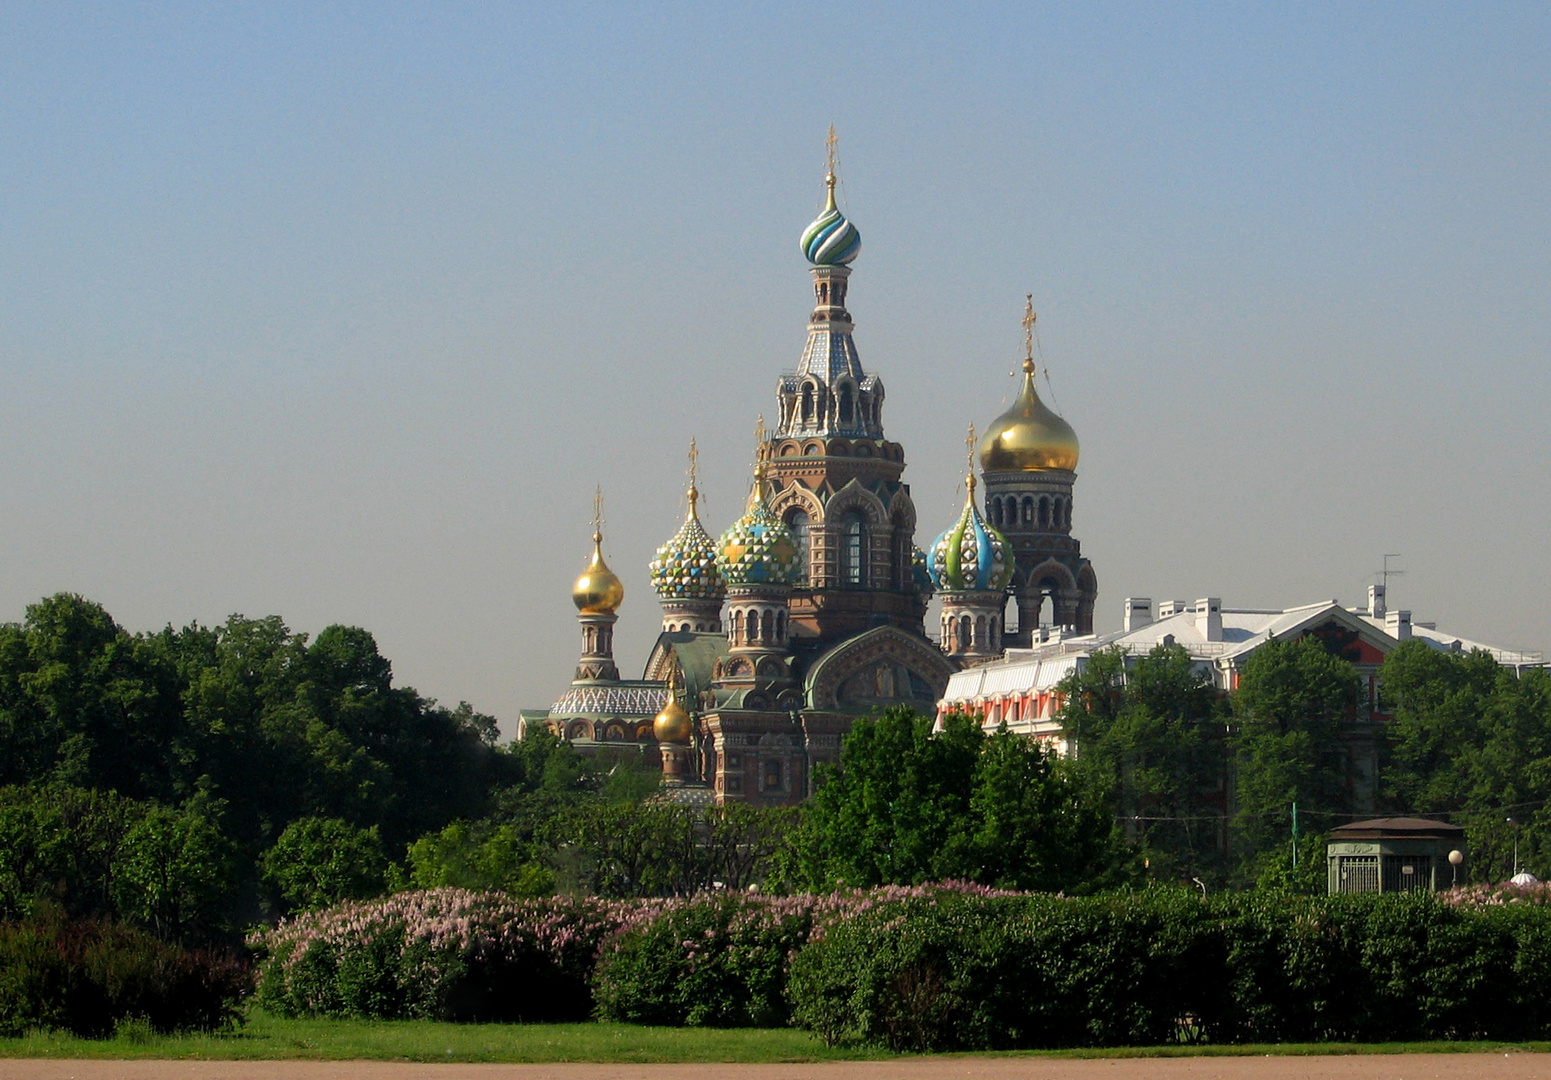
(250, 881, 1019, 1023)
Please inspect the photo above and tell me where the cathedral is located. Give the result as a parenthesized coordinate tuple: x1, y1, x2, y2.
(521, 136, 1096, 806)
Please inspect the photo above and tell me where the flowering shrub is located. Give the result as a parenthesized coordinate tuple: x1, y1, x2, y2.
(250, 889, 634, 1021)
(1442, 880, 1551, 906)
(251, 881, 1014, 1024)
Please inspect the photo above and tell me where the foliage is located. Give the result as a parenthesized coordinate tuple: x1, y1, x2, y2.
(251, 889, 630, 1022)
(405, 820, 552, 897)
(0, 913, 248, 1038)
(1230, 636, 1360, 869)
(775, 707, 1118, 893)
(591, 893, 814, 1027)
(261, 817, 390, 916)
(1057, 644, 1226, 882)
(0, 593, 515, 938)
(787, 889, 1551, 1050)
(1380, 643, 1551, 882)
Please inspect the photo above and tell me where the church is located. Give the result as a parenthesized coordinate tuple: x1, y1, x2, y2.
(519, 135, 1096, 806)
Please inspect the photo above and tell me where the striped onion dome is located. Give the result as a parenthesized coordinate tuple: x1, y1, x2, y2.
(800, 181, 861, 266)
(717, 476, 802, 587)
(928, 475, 1015, 593)
(649, 485, 725, 601)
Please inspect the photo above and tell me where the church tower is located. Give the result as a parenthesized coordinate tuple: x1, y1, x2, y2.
(979, 298, 1097, 639)
(569, 490, 625, 681)
(763, 128, 925, 644)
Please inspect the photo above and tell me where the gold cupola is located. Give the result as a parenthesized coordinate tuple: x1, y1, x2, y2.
(653, 694, 692, 744)
(978, 297, 1080, 473)
(572, 490, 625, 614)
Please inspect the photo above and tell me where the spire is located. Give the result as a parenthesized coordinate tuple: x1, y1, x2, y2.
(573, 487, 624, 615)
(1022, 294, 1037, 376)
(823, 123, 839, 212)
(965, 422, 978, 502)
(686, 437, 701, 515)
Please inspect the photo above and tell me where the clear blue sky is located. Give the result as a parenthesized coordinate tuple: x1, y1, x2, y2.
(3, 3, 1547, 727)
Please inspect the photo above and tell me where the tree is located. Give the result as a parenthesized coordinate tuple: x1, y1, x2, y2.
(113, 799, 235, 942)
(1229, 635, 1359, 872)
(776, 707, 1119, 893)
(1057, 644, 1226, 881)
(260, 816, 389, 914)
(405, 820, 553, 897)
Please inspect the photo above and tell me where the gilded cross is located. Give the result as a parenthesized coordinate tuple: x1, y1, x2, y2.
(825, 125, 838, 185)
(1023, 294, 1037, 369)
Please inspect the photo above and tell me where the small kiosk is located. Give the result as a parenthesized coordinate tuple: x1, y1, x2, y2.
(1327, 817, 1465, 894)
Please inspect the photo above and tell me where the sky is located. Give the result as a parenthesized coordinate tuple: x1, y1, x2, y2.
(2, 3, 1548, 733)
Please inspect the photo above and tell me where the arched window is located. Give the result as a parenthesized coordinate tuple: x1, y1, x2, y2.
(786, 508, 810, 585)
(840, 510, 866, 585)
(839, 385, 854, 424)
(957, 615, 971, 652)
(801, 385, 815, 423)
(1022, 496, 1034, 525)
(1038, 497, 1050, 529)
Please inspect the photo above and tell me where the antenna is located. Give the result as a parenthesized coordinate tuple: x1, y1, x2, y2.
(1379, 554, 1404, 596)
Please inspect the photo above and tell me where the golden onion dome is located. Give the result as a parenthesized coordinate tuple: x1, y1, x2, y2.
(979, 361, 1080, 473)
(653, 695, 693, 744)
(572, 530, 625, 614)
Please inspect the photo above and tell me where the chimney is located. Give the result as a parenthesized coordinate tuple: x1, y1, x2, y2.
(1123, 597, 1153, 633)
(1157, 600, 1186, 618)
(1385, 609, 1412, 642)
(1368, 584, 1386, 618)
(1195, 597, 1223, 642)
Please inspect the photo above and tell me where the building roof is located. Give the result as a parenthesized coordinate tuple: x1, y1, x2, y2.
(941, 594, 1543, 706)
(1329, 817, 1465, 840)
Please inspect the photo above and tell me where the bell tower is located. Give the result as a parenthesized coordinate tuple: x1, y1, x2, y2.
(979, 298, 1096, 639)
(764, 128, 925, 644)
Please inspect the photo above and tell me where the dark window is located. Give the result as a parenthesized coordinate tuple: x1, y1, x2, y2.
(841, 510, 866, 585)
(787, 509, 810, 584)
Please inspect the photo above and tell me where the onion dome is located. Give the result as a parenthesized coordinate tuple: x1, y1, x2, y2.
(649, 483, 725, 601)
(800, 177, 861, 266)
(912, 545, 935, 598)
(572, 528, 624, 614)
(979, 359, 1080, 473)
(928, 474, 1015, 593)
(717, 473, 802, 587)
(653, 695, 693, 744)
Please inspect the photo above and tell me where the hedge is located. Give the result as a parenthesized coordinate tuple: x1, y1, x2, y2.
(0, 916, 249, 1037)
(249, 884, 1551, 1047)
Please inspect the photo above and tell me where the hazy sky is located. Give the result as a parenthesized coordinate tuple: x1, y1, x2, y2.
(3, 3, 1547, 732)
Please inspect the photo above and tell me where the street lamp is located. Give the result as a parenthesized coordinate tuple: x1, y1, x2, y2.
(1448, 848, 1464, 889)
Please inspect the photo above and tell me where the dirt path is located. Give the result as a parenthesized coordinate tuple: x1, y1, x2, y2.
(3, 1054, 1549, 1080)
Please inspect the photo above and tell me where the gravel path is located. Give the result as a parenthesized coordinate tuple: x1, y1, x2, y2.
(3, 1055, 1549, 1080)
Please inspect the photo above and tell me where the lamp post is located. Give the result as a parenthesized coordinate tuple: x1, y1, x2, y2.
(1448, 848, 1464, 889)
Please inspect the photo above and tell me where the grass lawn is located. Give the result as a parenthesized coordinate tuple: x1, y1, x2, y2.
(0, 1011, 1546, 1063)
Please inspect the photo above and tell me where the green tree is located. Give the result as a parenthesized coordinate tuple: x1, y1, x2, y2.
(260, 816, 389, 914)
(405, 819, 553, 897)
(113, 799, 235, 942)
(777, 707, 1118, 892)
(1057, 644, 1226, 881)
(1229, 635, 1359, 872)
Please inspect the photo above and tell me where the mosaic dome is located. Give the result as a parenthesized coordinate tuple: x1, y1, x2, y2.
(649, 487, 726, 601)
(717, 479, 802, 587)
(928, 476, 1015, 593)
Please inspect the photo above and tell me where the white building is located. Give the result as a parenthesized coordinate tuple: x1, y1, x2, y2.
(937, 584, 1544, 753)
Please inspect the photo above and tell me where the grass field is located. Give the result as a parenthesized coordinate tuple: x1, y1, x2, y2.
(0, 1011, 1547, 1063)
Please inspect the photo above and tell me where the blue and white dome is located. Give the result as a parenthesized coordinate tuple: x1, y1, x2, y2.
(800, 183, 861, 266)
(927, 476, 1015, 593)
